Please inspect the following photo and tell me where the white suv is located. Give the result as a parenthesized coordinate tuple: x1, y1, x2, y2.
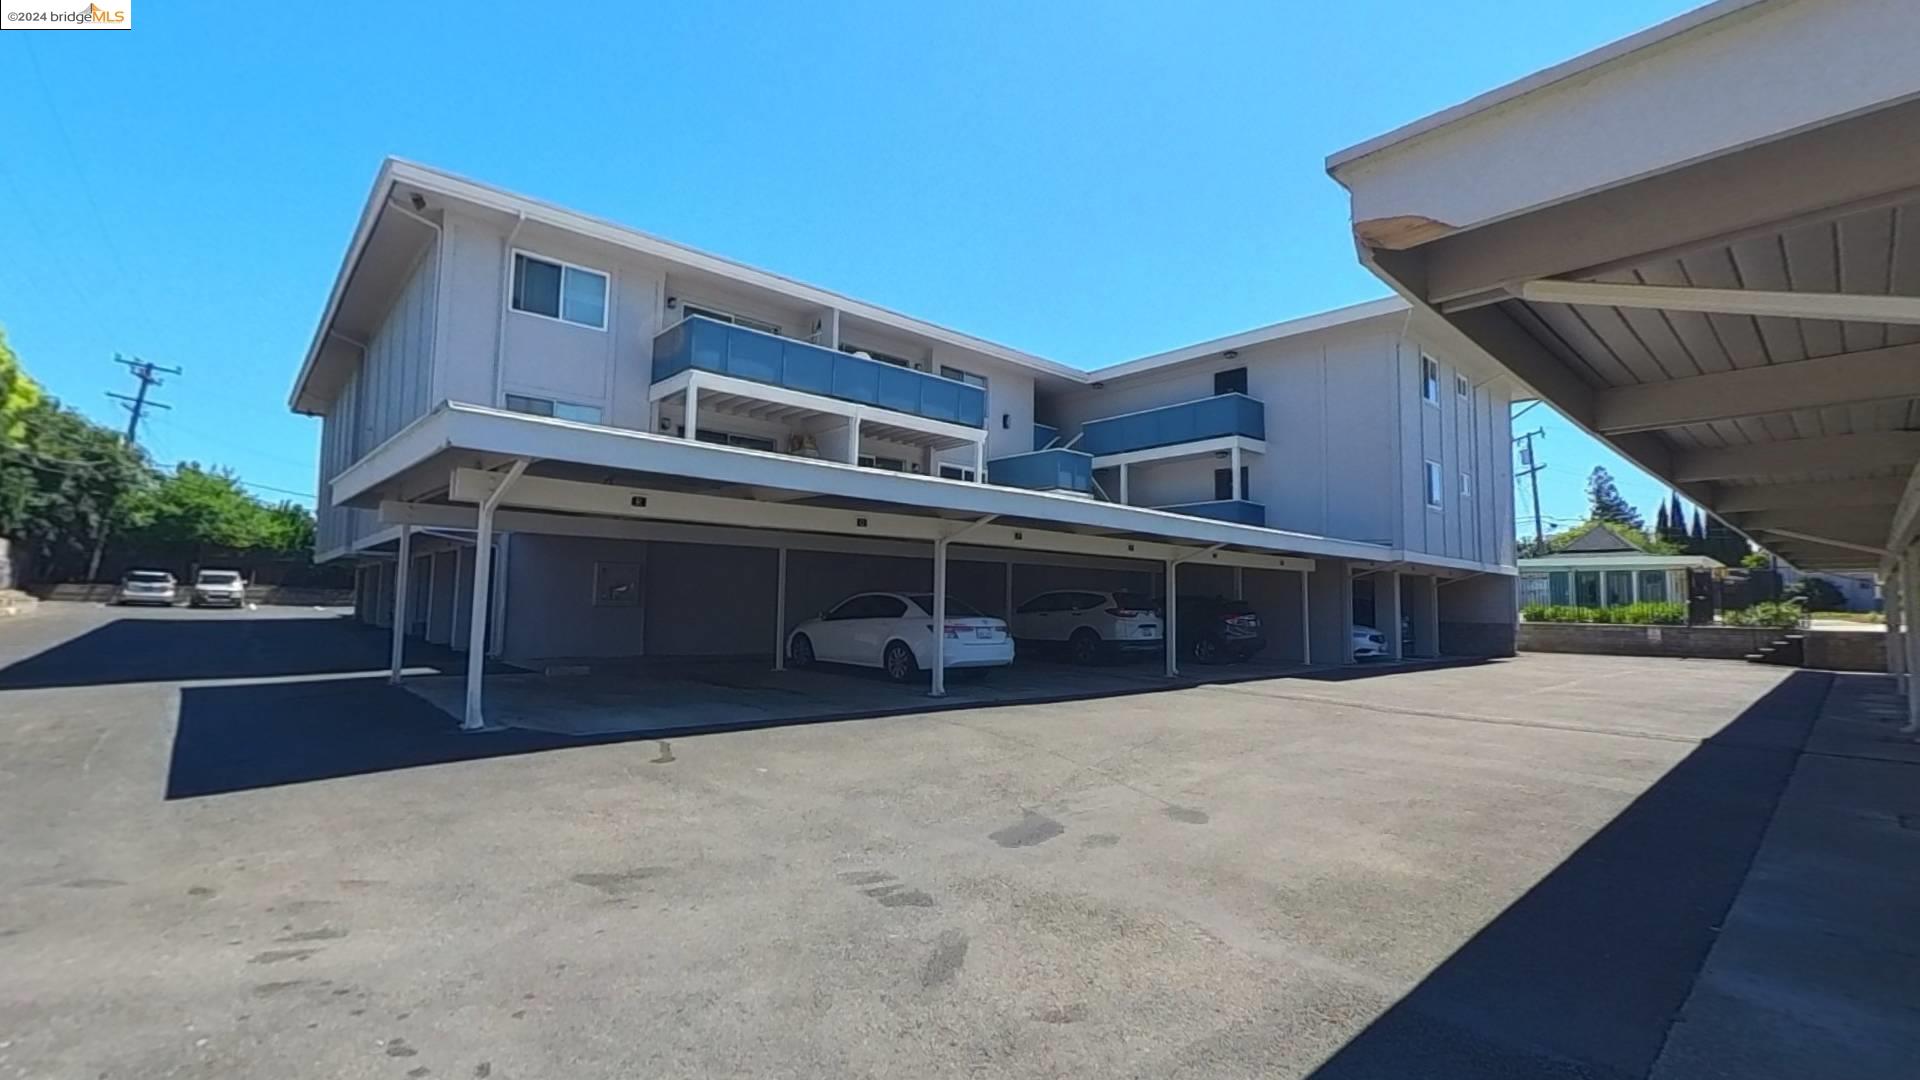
(1011, 590, 1162, 664)
(190, 569, 247, 608)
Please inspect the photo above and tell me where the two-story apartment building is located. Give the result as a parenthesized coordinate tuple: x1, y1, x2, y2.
(292, 160, 1517, 727)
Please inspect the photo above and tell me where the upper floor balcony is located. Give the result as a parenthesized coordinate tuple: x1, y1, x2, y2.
(986, 447, 1094, 495)
(1078, 393, 1265, 463)
(652, 315, 987, 429)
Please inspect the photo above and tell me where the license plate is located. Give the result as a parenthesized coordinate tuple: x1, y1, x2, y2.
(975, 628, 994, 639)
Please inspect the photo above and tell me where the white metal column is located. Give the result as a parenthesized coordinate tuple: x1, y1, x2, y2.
(1886, 570, 1906, 678)
(973, 439, 986, 483)
(845, 410, 862, 464)
(930, 538, 950, 697)
(1164, 557, 1179, 677)
(1119, 463, 1129, 505)
(462, 459, 530, 732)
(684, 377, 700, 443)
(773, 547, 788, 671)
(1234, 566, 1244, 600)
(1230, 444, 1243, 500)
(1004, 559, 1014, 620)
(1380, 570, 1404, 660)
(1904, 551, 1920, 734)
(1298, 568, 1312, 665)
(388, 524, 412, 684)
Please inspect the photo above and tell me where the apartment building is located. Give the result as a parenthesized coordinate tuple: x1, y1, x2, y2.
(292, 159, 1517, 726)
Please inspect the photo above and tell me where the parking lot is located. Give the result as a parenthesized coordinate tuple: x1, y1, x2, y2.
(2, 603, 1915, 1079)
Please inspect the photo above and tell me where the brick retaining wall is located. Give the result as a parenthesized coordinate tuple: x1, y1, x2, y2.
(1518, 622, 1886, 672)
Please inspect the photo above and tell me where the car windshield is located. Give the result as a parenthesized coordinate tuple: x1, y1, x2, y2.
(198, 571, 240, 584)
(126, 571, 172, 584)
(905, 595, 985, 617)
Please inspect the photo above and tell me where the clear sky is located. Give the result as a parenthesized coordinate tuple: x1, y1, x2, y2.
(1, 0, 1701, 527)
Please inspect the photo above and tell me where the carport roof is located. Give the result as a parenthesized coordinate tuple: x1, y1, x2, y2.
(333, 402, 1502, 573)
(1327, 0, 1920, 572)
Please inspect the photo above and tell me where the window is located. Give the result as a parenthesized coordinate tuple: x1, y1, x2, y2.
(681, 304, 780, 336)
(1214, 466, 1250, 502)
(1604, 570, 1634, 607)
(1455, 373, 1470, 399)
(939, 365, 988, 390)
(1213, 367, 1248, 396)
(826, 594, 907, 620)
(1637, 569, 1669, 603)
(937, 464, 976, 481)
(905, 594, 986, 617)
(1574, 570, 1602, 607)
(1460, 471, 1473, 498)
(857, 455, 907, 471)
(1016, 592, 1066, 615)
(1424, 460, 1443, 508)
(1421, 354, 1440, 404)
(1548, 571, 1572, 606)
(505, 394, 603, 424)
(511, 253, 607, 329)
(694, 429, 779, 452)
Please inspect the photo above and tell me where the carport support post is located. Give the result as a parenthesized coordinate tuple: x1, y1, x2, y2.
(930, 538, 950, 697)
(1381, 570, 1404, 661)
(1886, 569, 1905, 678)
(1298, 569, 1312, 665)
(1904, 550, 1920, 734)
(388, 524, 412, 684)
(1164, 557, 1178, 677)
(772, 547, 787, 671)
(462, 458, 531, 732)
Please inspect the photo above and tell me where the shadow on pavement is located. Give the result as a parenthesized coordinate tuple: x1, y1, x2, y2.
(0, 615, 454, 690)
(1303, 669, 1831, 1080)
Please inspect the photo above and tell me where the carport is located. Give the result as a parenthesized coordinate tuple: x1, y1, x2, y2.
(334, 403, 1398, 729)
(1327, 0, 1920, 722)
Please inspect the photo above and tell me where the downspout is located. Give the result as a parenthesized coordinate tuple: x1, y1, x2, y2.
(493, 210, 528, 409)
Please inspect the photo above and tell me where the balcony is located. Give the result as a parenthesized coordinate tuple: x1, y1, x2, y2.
(1032, 422, 1059, 452)
(652, 315, 986, 429)
(987, 448, 1093, 494)
(1154, 499, 1266, 527)
(1078, 393, 1265, 459)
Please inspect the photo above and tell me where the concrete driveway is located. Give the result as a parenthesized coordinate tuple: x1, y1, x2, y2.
(1, 604, 1914, 1079)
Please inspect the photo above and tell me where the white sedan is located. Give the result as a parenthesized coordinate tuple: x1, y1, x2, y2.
(788, 592, 1014, 682)
(1352, 624, 1388, 659)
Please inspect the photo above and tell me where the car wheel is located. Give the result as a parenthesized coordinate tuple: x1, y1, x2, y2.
(789, 633, 814, 668)
(1068, 628, 1102, 665)
(1192, 636, 1220, 664)
(883, 640, 918, 683)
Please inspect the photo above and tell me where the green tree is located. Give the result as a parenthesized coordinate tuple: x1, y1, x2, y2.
(1654, 500, 1671, 541)
(1740, 551, 1772, 570)
(121, 464, 310, 553)
(0, 396, 153, 579)
(1584, 467, 1644, 531)
(0, 327, 42, 444)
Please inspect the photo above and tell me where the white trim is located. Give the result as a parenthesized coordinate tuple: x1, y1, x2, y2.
(1420, 354, 1441, 406)
(1091, 434, 1267, 471)
(1514, 278, 1920, 326)
(508, 247, 610, 331)
(1423, 459, 1443, 509)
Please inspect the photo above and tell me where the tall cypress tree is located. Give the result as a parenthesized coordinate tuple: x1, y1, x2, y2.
(1655, 500, 1671, 541)
(1667, 494, 1688, 546)
(1689, 508, 1707, 555)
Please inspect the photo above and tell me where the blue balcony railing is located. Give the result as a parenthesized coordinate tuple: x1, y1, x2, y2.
(987, 448, 1093, 494)
(1154, 499, 1266, 527)
(652, 315, 986, 429)
(1032, 422, 1059, 452)
(1079, 393, 1265, 457)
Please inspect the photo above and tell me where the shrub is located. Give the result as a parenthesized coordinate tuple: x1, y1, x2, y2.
(1521, 602, 1686, 625)
(1723, 601, 1805, 629)
(1782, 577, 1846, 612)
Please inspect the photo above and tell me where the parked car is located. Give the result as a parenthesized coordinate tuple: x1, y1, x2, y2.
(1164, 595, 1265, 663)
(1351, 624, 1388, 659)
(788, 592, 1014, 682)
(115, 569, 178, 606)
(1011, 589, 1161, 663)
(190, 568, 247, 608)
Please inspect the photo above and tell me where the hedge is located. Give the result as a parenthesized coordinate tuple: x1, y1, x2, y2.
(1521, 602, 1688, 625)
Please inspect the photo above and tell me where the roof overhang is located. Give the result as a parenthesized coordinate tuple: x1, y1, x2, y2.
(1328, 0, 1920, 573)
(333, 402, 1511, 575)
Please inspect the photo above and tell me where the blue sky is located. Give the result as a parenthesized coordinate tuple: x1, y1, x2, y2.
(1, 0, 1700, 528)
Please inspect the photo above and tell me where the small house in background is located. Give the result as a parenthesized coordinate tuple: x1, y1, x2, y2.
(1517, 523, 1723, 609)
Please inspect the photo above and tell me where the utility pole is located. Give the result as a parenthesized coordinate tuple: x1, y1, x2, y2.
(89, 355, 183, 582)
(107, 354, 182, 444)
(1514, 428, 1546, 554)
